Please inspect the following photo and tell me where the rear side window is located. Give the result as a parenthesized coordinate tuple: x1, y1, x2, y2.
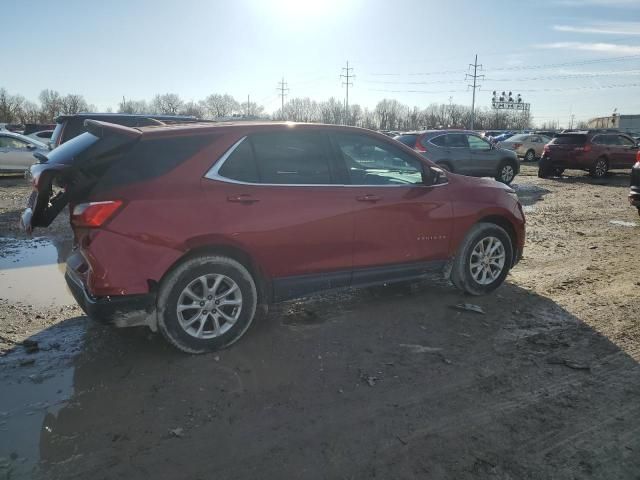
(552, 135, 587, 145)
(429, 135, 447, 147)
(251, 132, 331, 184)
(394, 134, 418, 147)
(94, 135, 214, 192)
(448, 133, 469, 148)
(218, 139, 259, 183)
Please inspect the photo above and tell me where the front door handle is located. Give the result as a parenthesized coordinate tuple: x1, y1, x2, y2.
(356, 194, 381, 202)
(227, 194, 259, 204)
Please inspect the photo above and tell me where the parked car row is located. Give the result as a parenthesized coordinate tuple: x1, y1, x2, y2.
(0, 131, 48, 173)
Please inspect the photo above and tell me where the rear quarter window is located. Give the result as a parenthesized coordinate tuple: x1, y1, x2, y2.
(93, 135, 215, 192)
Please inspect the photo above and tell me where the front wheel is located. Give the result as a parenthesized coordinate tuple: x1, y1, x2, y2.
(157, 255, 258, 354)
(451, 223, 513, 295)
(496, 161, 516, 184)
(590, 157, 608, 178)
(524, 149, 536, 162)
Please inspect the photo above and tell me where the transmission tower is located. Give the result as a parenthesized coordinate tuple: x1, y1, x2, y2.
(465, 54, 484, 130)
(277, 77, 289, 120)
(340, 61, 355, 125)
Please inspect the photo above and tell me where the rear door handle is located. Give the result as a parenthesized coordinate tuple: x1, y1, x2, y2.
(227, 194, 259, 204)
(356, 195, 381, 202)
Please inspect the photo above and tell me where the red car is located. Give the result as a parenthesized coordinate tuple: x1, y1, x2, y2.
(539, 131, 639, 178)
(23, 121, 525, 353)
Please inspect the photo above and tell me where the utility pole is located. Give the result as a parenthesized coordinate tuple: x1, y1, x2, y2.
(340, 61, 354, 125)
(277, 77, 289, 120)
(465, 54, 484, 130)
(246, 94, 250, 118)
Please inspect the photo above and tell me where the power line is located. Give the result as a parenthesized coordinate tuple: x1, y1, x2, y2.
(340, 61, 354, 125)
(466, 54, 484, 130)
(276, 77, 289, 119)
(364, 81, 640, 94)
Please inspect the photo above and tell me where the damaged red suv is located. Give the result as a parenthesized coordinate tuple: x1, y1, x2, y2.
(23, 121, 525, 353)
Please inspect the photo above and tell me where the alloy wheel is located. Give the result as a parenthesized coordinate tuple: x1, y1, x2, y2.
(500, 164, 515, 183)
(469, 236, 506, 285)
(176, 274, 243, 339)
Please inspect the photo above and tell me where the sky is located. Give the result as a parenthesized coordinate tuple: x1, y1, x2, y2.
(3, 0, 640, 126)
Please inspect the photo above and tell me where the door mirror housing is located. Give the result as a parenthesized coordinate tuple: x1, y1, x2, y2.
(26, 144, 37, 150)
(424, 165, 448, 186)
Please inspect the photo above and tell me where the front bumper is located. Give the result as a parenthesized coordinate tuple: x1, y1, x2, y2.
(65, 268, 157, 329)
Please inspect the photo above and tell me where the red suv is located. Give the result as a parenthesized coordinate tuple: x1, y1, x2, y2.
(538, 131, 639, 178)
(23, 121, 525, 353)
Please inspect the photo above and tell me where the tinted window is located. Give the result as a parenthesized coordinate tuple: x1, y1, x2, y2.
(251, 132, 331, 185)
(218, 138, 259, 183)
(592, 135, 606, 145)
(552, 134, 587, 145)
(617, 135, 636, 147)
(394, 134, 418, 147)
(467, 135, 490, 150)
(333, 133, 423, 186)
(429, 135, 447, 147)
(94, 135, 214, 193)
(448, 133, 469, 148)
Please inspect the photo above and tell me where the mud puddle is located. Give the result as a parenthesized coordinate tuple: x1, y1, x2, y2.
(0, 236, 85, 479)
(0, 237, 74, 307)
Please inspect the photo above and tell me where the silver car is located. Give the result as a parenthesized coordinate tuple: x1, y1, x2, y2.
(498, 134, 551, 162)
(394, 130, 520, 184)
(0, 132, 47, 173)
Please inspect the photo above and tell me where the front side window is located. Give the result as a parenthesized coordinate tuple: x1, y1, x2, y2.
(216, 132, 332, 185)
(332, 133, 424, 186)
(617, 135, 636, 147)
(466, 135, 490, 150)
(0, 137, 28, 149)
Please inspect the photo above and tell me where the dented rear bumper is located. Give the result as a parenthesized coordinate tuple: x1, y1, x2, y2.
(65, 264, 157, 329)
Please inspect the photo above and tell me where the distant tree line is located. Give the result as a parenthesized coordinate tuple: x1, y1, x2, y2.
(1, 86, 534, 131)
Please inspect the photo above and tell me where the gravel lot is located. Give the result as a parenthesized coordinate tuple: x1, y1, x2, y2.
(1, 165, 639, 479)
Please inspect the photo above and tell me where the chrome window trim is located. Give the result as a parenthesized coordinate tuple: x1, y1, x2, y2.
(203, 134, 446, 188)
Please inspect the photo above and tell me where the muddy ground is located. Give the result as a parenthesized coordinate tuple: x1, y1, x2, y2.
(0, 165, 639, 479)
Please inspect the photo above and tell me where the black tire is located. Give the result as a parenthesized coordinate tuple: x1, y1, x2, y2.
(157, 255, 258, 354)
(538, 156, 553, 178)
(524, 149, 536, 162)
(495, 160, 517, 184)
(590, 157, 608, 178)
(450, 223, 513, 296)
(437, 161, 453, 172)
(553, 167, 565, 177)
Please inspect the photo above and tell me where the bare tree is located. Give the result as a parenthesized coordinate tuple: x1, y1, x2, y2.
(39, 89, 64, 122)
(239, 100, 265, 118)
(62, 94, 89, 115)
(118, 98, 149, 114)
(17, 100, 40, 124)
(180, 101, 205, 118)
(150, 93, 184, 115)
(202, 94, 239, 118)
(0, 89, 25, 123)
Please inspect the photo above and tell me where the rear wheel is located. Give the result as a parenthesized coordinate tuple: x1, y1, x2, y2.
(496, 160, 516, 184)
(590, 157, 608, 178)
(437, 161, 453, 172)
(157, 255, 258, 354)
(451, 223, 513, 296)
(524, 149, 536, 162)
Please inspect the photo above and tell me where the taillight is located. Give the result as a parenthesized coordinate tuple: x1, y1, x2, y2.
(636, 150, 640, 163)
(71, 201, 123, 228)
(543, 145, 550, 153)
(513, 143, 523, 149)
(414, 136, 429, 153)
(574, 144, 592, 152)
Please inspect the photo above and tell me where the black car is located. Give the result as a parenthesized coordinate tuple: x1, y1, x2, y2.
(630, 151, 640, 216)
(49, 113, 199, 149)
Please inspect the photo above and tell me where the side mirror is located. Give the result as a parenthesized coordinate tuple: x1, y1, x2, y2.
(26, 144, 36, 150)
(424, 166, 448, 186)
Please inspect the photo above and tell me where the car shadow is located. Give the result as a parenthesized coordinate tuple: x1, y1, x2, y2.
(550, 171, 631, 188)
(2, 281, 638, 479)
